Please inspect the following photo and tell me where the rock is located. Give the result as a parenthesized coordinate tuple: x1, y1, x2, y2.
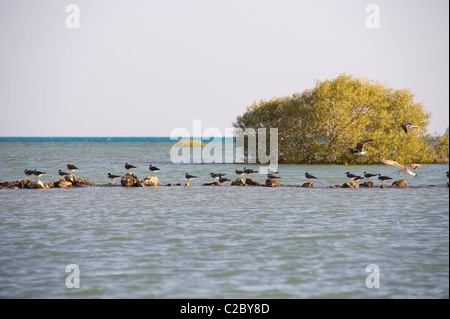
(74, 178, 97, 187)
(265, 179, 280, 187)
(185, 182, 193, 187)
(64, 174, 77, 183)
(331, 184, 341, 188)
(245, 178, 260, 186)
(45, 182, 55, 189)
(121, 173, 139, 187)
(302, 182, 314, 188)
(55, 180, 73, 188)
(380, 185, 387, 189)
(342, 182, 359, 189)
(360, 181, 376, 188)
(166, 184, 174, 187)
(391, 180, 408, 188)
(28, 181, 45, 189)
(137, 176, 161, 187)
(231, 178, 246, 186)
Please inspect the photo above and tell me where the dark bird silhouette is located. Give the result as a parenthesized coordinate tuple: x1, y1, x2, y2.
(58, 169, 70, 177)
(24, 169, 34, 180)
(348, 140, 374, 156)
(185, 173, 197, 183)
(243, 168, 258, 177)
(108, 173, 121, 183)
(305, 172, 317, 181)
(235, 169, 245, 178)
(149, 165, 160, 173)
(210, 172, 226, 182)
(378, 174, 393, 185)
(218, 177, 231, 185)
(66, 164, 78, 172)
(33, 169, 46, 179)
(400, 122, 418, 134)
(125, 163, 137, 171)
(364, 172, 378, 180)
(345, 172, 356, 180)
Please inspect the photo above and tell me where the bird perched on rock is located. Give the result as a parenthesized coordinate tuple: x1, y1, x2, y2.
(108, 173, 121, 183)
(185, 173, 197, 183)
(305, 172, 318, 181)
(348, 140, 373, 156)
(67, 164, 78, 172)
(380, 159, 422, 180)
(218, 177, 231, 185)
(243, 168, 258, 177)
(210, 172, 226, 182)
(267, 174, 281, 180)
(58, 169, 70, 178)
(353, 176, 364, 182)
(235, 169, 245, 178)
(345, 172, 356, 180)
(378, 174, 393, 185)
(125, 163, 137, 171)
(400, 122, 418, 134)
(364, 172, 378, 181)
(33, 169, 46, 180)
(24, 169, 34, 180)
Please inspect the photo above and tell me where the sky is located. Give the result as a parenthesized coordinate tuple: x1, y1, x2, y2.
(0, 0, 448, 137)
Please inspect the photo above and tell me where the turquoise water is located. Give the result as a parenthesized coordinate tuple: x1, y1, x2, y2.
(0, 139, 448, 298)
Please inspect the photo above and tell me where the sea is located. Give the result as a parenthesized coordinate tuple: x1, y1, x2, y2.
(0, 137, 448, 299)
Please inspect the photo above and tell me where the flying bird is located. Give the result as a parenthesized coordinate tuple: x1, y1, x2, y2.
(400, 122, 418, 134)
(380, 159, 423, 179)
(348, 140, 374, 156)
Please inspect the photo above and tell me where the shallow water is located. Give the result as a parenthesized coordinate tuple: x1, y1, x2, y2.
(0, 140, 448, 298)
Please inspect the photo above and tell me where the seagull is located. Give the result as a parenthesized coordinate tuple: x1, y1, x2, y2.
(400, 122, 418, 134)
(58, 169, 70, 178)
(235, 169, 245, 178)
(108, 173, 121, 183)
(33, 169, 46, 180)
(378, 174, 393, 185)
(67, 164, 78, 172)
(24, 169, 35, 180)
(210, 172, 226, 182)
(149, 165, 160, 173)
(185, 173, 197, 183)
(345, 172, 356, 180)
(243, 168, 258, 177)
(380, 159, 422, 180)
(218, 177, 231, 185)
(364, 172, 378, 181)
(348, 140, 374, 156)
(125, 163, 137, 171)
(305, 172, 317, 181)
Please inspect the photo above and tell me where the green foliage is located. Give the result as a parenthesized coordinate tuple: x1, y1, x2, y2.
(233, 74, 447, 164)
(430, 134, 449, 164)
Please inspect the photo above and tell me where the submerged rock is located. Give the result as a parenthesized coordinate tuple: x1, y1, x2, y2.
(265, 179, 280, 187)
(342, 182, 359, 189)
(203, 181, 221, 186)
(231, 178, 246, 186)
(185, 182, 193, 187)
(137, 176, 161, 187)
(121, 173, 139, 187)
(331, 184, 341, 188)
(28, 181, 45, 189)
(302, 182, 314, 188)
(391, 180, 408, 188)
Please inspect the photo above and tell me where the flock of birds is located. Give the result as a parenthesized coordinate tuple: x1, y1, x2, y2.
(21, 122, 448, 187)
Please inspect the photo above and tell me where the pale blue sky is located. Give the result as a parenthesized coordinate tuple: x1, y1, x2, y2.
(0, 0, 448, 136)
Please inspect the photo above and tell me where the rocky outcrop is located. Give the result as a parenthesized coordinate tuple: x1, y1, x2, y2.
(28, 181, 45, 189)
(342, 182, 359, 188)
(121, 173, 139, 187)
(185, 182, 193, 187)
(231, 178, 246, 186)
(64, 174, 77, 184)
(331, 184, 341, 188)
(302, 182, 314, 188)
(55, 179, 73, 188)
(137, 176, 161, 187)
(265, 179, 280, 187)
(245, 178, 260, 186)
(391, 180, 408, 188)
(203, 181, 221, 186)
(360, 181, 376, 188)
